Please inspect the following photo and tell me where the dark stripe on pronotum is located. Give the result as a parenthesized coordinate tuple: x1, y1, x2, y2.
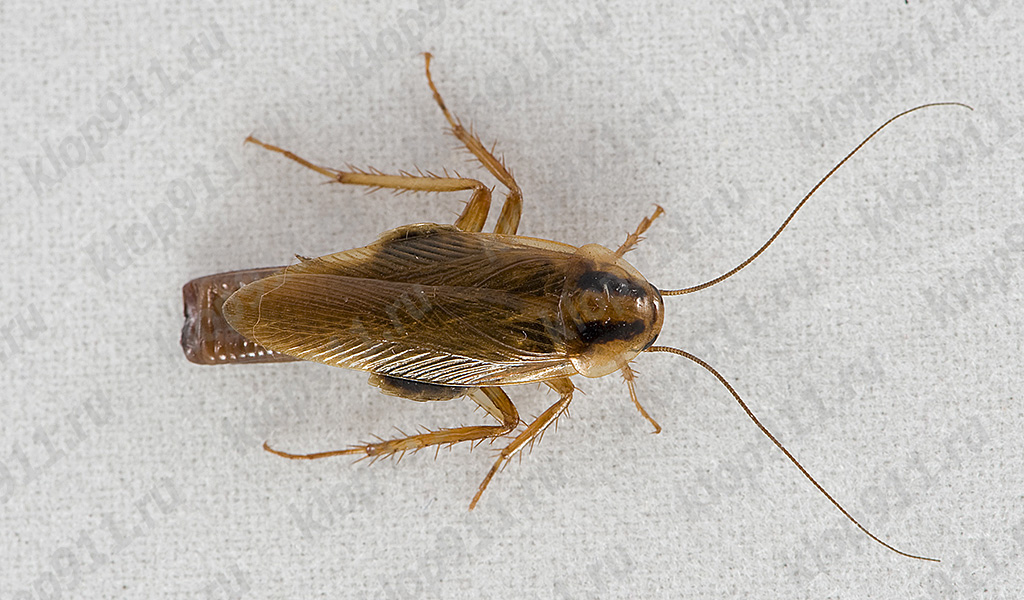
(577, 319, 646, 345)
(576, 270, 648, 299)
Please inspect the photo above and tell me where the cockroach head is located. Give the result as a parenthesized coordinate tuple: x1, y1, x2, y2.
(560, 243, 664, 378)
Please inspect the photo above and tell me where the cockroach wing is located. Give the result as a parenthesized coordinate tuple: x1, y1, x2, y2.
(222, 224, 583, 386)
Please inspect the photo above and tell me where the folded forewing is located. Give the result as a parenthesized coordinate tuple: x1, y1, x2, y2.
(281, 223, 580, 291)
(224, 275, 576, 385)
(222, 226, 584, 386)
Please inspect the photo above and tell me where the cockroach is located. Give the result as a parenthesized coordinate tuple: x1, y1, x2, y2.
(182, 53, 970, 561)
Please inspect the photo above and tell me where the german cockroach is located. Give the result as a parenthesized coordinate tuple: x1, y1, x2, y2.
(182, 53, 970, 561)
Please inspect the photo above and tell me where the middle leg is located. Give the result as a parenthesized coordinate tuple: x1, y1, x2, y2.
(423, 53, 523, 235)
(470, 377, 576, 509)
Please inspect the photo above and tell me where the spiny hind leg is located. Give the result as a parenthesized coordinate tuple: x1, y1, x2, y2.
(423, 53, 523, 235)
(470, 377, 576, 509)
(263, 387, 519, 462)
(245, 136, 493, 232)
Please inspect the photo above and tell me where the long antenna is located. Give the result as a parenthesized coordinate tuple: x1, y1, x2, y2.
(646, 345, 938, 562)
(660, 102, 972, 296)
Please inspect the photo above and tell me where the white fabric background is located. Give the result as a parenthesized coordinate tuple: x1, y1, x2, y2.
(2, 1, 1022, 598)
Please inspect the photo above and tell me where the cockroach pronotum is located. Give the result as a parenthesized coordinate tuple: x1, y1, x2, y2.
(182, 53, 971, 562)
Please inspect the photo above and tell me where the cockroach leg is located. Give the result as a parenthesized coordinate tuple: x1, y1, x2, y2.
(244, 136, 493, 233)
(470, 377, 576, 509)
(423, 53, 523, 235)
(615, 205, 666, 257)
(620, 363, 661, 433)
(466, 388, 517, 424)
(263, 386, 519, 462)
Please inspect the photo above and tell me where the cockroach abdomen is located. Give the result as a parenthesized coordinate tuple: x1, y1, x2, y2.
(181, 267, 300, 365)
(368, 374, 470, 401)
